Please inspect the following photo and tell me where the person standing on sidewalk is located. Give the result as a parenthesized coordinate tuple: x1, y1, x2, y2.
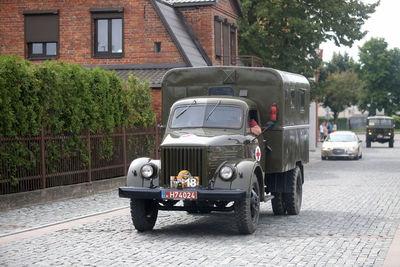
(319, 121, 327, 141)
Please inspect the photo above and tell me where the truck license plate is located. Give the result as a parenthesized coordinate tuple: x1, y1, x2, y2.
(162, 190, 197, 200)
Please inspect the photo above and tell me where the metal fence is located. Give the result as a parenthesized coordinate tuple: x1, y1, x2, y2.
(0, 126, 161, 195)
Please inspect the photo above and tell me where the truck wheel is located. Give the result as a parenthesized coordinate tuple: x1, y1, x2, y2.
(389, 139, 394, 148)
(271, 192, 286, 215)
(283, 166, 302, 215)
(234, 178, 260, 234)
(366, 140, 371, 148)
(130, 199, 158, 231)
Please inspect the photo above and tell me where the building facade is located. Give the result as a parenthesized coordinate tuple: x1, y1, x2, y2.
(0, 0, 242, 120)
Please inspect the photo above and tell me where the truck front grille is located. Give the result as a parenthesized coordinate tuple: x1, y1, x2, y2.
(161, 147, 207, 187)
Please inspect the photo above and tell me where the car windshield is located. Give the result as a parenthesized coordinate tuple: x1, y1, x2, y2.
(170, 104, 243, 129)
(368, 119, 393, 126)
(326, 134, 357, 142)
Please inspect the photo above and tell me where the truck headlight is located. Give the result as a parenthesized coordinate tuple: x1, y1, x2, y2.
(220, 165, 234, 180)
(141, 164, 154, 179)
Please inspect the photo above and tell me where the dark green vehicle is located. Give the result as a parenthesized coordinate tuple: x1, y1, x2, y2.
(119, 66, 310, 234)
(366, 116, 395, 148)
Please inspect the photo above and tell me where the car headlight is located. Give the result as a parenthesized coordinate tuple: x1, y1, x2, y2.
(141, 164, 154, 179)
(219, 165, 234, 180)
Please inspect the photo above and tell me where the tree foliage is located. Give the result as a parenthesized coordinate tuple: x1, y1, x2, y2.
(319, 70, 364, 123)
(319, 52, 356, 83)
(312, 52, 356, 101)
(357, 38, 400, 115)
(0, 54, 156, 185)
(238, 0, 379, 77)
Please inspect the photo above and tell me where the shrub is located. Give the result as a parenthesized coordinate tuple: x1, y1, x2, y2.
(0, 55, 155, 185)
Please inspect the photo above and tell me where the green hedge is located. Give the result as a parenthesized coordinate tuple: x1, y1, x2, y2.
(0, 54, 155, 185)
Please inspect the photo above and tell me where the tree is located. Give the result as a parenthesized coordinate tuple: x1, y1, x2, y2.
(319, 52, 356, 83)
(238, 0, 379, 77)
(320, 70, 364, 123)
(312, 52, 358, 100)
(357, 38, 400, 115)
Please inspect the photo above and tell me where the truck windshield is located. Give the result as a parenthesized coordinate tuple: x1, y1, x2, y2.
(170, 105, 243, 129)
(368, 119, 393, 127)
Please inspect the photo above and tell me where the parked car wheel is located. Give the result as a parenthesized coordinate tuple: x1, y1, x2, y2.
(130, 199, 158, 231)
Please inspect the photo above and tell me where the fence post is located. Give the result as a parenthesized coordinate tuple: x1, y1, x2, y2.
(122, 126, 127, 175)
(40, 127, 46, 189)
(87, 130, 92, 182)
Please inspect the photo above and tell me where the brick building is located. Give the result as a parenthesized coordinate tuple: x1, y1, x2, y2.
(0, 0, 242, 120)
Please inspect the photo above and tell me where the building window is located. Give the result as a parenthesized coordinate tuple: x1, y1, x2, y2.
(90, 8, 124, 58)
(222, 20, 230, 65)
(230, 24, 237, 65)
(214, 16, 238, 66)
(214, 16, 222, 59)
(24, 10, 59, 59)
(155, 42, 161, 53)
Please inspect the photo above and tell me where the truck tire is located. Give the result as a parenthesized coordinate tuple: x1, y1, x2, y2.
(283, 166, 302, 215)
(389, 139, 394, 148)
(366, 140, 371, 148)
(271, 192, 286, 215)
(130, 199, 158, 231)
(234, 178, 260, 234)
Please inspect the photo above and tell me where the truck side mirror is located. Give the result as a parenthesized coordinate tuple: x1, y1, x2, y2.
(252, 121, 275, 142)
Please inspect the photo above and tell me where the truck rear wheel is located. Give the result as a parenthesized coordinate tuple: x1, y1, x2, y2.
(283, 166, 302, 215)
(130, 199, 158, 231)
(389, 139, 394, 148)
(271, 192, 286, 215)
(234, 178, 260, 234)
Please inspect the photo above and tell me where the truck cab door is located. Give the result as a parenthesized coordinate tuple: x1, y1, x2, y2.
(247, 110, 266, 169)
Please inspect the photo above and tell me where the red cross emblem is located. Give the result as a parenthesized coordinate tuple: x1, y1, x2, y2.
(255, 146, 261, 161)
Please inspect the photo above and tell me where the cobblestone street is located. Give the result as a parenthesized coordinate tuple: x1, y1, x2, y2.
(1, 136, 400, 266)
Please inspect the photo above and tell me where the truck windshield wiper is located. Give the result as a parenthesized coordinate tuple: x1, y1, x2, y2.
(175, 100, 196, 119)
(206, 100, 221, 121)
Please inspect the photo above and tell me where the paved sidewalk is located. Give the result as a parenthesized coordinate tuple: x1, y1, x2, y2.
(0, 190, 127, 236)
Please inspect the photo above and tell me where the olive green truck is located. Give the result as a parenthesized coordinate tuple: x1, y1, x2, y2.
(119, 66, 310, 234)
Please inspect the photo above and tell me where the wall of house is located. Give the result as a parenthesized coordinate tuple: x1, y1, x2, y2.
(179, 0, 240, 66)
(0, 0, 184, 65)
(1, 0, 242, 123)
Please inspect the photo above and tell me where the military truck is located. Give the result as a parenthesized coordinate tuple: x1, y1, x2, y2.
(366, 116, 395, 148)
(119, 66, 310, 234)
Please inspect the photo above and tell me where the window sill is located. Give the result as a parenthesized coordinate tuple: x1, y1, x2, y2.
(28, 56, 58, 61)
(93, 53, 124, 59)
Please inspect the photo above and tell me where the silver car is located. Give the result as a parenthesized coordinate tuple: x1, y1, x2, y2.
(321, 131, 363, 160)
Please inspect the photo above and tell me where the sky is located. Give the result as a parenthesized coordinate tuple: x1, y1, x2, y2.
(320, 0, 400, 62)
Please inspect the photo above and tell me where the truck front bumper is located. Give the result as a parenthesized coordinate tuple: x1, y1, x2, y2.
(119, 187, 246, 201)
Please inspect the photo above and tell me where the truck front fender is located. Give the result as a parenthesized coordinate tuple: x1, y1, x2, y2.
(213, 160, 264, 199)
(126, 157, 161, 187)
(230, 160, 264, 197)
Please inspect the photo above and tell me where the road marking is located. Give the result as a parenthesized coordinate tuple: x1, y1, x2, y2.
(0, 206, 129, 245)
(383, 224, 400, 267)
